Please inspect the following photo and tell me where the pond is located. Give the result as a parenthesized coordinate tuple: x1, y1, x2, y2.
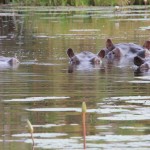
(0, 5, 150, 150)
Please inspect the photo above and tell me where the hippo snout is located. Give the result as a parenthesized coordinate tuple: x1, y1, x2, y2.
(8, 58, 20, 66)
(134, 56, 144, 67)
(106, 52, 114, 59)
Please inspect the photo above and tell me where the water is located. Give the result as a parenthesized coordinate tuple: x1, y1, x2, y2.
(0, 5, 150, 150)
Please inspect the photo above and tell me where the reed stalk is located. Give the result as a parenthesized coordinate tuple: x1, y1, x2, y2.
(82, 102, 87, 149)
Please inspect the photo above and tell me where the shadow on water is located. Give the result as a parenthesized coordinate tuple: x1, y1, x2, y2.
(0, 5, 150, 150)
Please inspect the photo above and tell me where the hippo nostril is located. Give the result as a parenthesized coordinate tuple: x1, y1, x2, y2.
(144, 63, 149, 69)
(76, 60, 80, 65)
(106, 53, 111, 59)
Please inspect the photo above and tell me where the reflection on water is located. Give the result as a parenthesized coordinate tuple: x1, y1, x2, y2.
(0, 5, 150, 150)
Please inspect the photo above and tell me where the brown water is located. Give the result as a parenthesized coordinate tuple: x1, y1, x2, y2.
(0, 5, 150, 150)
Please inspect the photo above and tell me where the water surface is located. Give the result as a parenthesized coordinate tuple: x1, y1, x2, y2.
(0, 5, 150, 150)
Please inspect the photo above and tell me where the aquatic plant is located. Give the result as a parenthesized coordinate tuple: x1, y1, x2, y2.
(27, 119, 35, 146)
(12, 0, 150, 6)
(82, 102, 87, 149)
(115, 0, 130, 6)
(82, 101, 87, 113)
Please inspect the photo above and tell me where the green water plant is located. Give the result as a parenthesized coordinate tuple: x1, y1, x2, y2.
(115, 0, 130, 6)
(12, 0, 149, 6)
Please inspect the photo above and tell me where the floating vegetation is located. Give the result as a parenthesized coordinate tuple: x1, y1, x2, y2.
(139, 26, 150, 30)
(98, 112, 150, 120)
(104, 95, 150, 101)
(26, 107, 81, 112)
(3, 96, 70, 102)
(13, 132, 68, 138)
(98, 96, 150, 121)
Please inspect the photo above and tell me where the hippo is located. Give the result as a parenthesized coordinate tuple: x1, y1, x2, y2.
(134, 56, 150, 70)
(133, 40, 150, 71)
(101, 39, 146, 61)
(66, 48, 105, 72)
(0, 56, 19, 69)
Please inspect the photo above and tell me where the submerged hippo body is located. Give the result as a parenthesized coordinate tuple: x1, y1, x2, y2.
(67, 48, 105, 72)
(0, 56, 19, 69)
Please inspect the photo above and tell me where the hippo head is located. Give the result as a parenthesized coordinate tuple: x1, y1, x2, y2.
(0, 56, 20, 70)
(66, 48, 105, 72)
(103, 38, 148, 59)
(8, 57, 20, 66)
(106, 47, 121, 60)
(67, 48, 105, 65)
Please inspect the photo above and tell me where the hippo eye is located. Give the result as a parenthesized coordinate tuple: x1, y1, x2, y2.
(112, 52, 115, 55)
(70, 58, 75, 63)
(70, 58, 80, 65)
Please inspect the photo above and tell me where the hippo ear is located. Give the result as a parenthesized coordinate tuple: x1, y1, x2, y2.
(67, 48, 75, 58)
(106, 39, 115, 50)
(143, 40, 150, 50)
(134, 56, 145, 66)
(97, 50, 105, 58)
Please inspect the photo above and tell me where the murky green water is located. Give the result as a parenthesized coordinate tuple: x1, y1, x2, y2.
(0, 5, 150, 150)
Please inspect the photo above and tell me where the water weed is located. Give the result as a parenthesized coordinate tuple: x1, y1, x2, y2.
(12, 0, 150, 6)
